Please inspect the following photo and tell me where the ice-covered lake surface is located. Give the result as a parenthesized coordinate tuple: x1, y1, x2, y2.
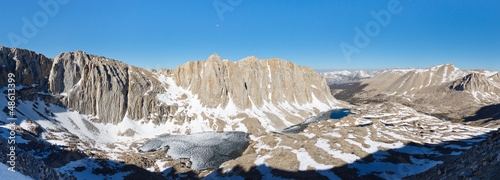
(138, 131, 249, 170)
(273, 109, 353, 134)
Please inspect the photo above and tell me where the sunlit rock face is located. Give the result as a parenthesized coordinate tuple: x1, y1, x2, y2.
(169, 53, 335, 109)
(2, 46, 342, 134)
(47, 51, 174, 125)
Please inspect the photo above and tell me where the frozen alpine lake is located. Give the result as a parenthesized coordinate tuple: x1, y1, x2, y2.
(273, 109, 353, 134)
(138, 131, 249, 170)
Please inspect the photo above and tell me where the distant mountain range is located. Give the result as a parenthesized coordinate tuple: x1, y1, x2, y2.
(318, 70, 377, 85)
(333, 63, 500, 127)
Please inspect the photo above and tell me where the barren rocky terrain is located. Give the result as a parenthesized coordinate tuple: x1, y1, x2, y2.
(1, 46, 499, 179)
(331, 64, 500, 128)
(406, 128, 500, 180)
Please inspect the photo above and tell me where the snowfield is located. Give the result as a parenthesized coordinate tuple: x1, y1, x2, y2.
(0, 83, 497, 179)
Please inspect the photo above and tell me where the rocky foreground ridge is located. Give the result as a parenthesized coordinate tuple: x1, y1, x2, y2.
(407, 128, 500, 180)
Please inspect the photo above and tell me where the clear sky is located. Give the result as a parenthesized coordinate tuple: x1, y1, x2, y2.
(1, 0, 499, 71)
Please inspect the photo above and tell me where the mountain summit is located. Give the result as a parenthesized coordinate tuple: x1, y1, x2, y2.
(450, 73, 499, 92)
(207, 53, 223, 62)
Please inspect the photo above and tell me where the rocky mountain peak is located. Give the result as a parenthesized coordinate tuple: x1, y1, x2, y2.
(432, 63, 459, 74)
(428, 63, 457, 71)
(238, 56, 258, 62)
(207, 53, 223, 62)
(171, 54, 336, 111)
(442, 63, 456, 68)
(450, 73, 498, 91)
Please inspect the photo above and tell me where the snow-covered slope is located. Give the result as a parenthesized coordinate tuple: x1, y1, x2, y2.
(0, 46, 344, 141)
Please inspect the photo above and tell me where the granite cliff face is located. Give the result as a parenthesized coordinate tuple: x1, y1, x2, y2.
(49, 51, 131, 124)
(47, 51, 176, 125)
(153, 54, 341, 133)
(168, 53, 333, 110)
(1, 46, 340, 135)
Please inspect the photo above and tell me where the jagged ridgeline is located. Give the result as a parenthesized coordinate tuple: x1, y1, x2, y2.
(0, 46, 342, 136)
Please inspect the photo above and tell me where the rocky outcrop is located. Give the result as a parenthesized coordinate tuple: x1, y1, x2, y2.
(0, 47, 175, 125)
(47, 51, 175, 124)
(450, 73, 499, 92)
(49, 51, 130, 124)
(0, 46, 52, 90)
(0, 127, 76, 180)
(167, 54, 334, 109)
(21, 119, 44, 137)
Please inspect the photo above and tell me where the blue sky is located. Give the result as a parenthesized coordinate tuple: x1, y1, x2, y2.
(0, 0, 499, 71)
